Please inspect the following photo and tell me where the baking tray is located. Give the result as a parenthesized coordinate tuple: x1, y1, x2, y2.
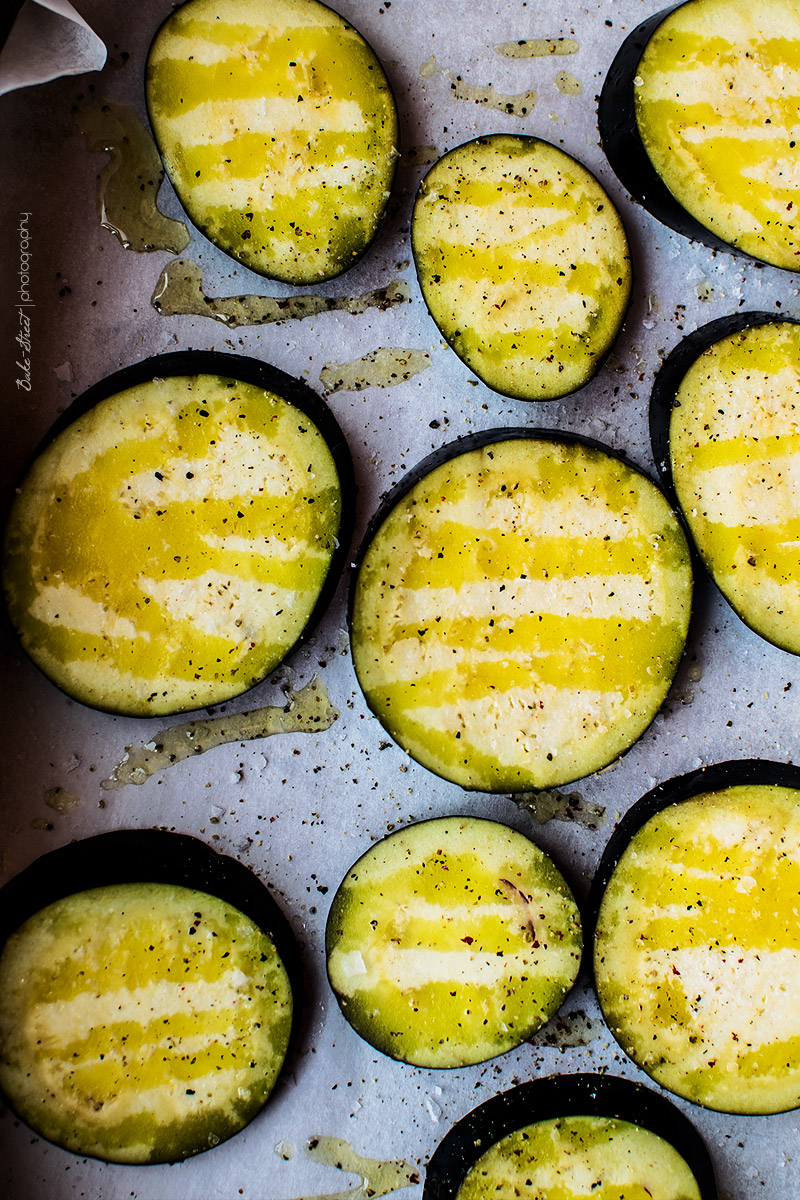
(1, 2, 798, 1196)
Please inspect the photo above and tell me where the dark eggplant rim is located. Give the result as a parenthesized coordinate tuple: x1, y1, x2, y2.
(1, 349, 356, 719)
(650, 312, 800, 656)
(0, 828, 303, 1164)
(324, 812, 583, 1070)
(586, 757, 800, 1115)
(348, 426, 693, 793)
(423, 1072, 717, 1200)
(144, 0, 400, 286)
(410, 133, 633, 402)
(599, 3, 800, 271)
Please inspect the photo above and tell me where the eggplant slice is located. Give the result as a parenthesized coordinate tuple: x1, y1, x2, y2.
(411, 134, 631, 400)
(590, 759, 800, 1114)
(2, 352, 353, 717)
(146, 0, 399, 283)
(0, 830, 299, 1164)
(350, 430, 692, 791)
(651, 313, 800, 655)
(424, 1073, 716, 1200)
(325, 815, 582, 1069)
(600, 0, 800, 270)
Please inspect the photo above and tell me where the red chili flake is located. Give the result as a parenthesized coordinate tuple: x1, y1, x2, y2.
(461, 936, 474, 945)
(671, 964, 681, 975)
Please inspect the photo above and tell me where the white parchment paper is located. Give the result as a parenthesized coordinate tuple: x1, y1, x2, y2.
(1, 2, 799, 1198)
(0, 0, 105, 97)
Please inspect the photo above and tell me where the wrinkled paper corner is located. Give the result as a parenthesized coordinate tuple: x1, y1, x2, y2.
(0, 0, 106, 98)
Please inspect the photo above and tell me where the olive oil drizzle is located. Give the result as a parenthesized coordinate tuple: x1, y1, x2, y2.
(75, 99, 190, 254)
(417, 56, 537, 117)
(294, 1135, 419, 1199)
(495, 38, 579, 58)
(151, 257, 410, 328)
(101, 676, 337, 789)
(320, 348, 431, 393)
(447, 73, 537, 117)
(511, 788, 606, 830)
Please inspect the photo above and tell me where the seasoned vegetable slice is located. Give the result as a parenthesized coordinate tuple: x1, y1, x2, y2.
(350, 432, 692, 791)
(2, 356, 350, 717)
(0, 881, 293, 1163)
(424, 1074, 717, 1200)
(326, 816, 581, 1068)
(593, 769, 800, 1114)
(601, 0, 800, 270)
(655, 316, 800, 655)
(411, 135, 631, 400)
(454, 1116, 702, 1200)
(146, 0, 399, 283)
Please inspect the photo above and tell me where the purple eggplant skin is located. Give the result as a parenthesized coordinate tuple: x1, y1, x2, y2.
(598, 4, 772, 263)
(423, 1073, 717, 1200)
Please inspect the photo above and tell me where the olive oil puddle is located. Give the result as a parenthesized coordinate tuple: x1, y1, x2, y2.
(44, 786, 82, 814)
(510, 788, 606, 830)
(101, 676, 337, 789)
(152, 258, 410, 328)
(75, 99, 190, 254)
(284, 1136, 419, 1199)
(320, 348, 431, 393)
(554, 71, 583, 96)
(495, 38, 579, 58)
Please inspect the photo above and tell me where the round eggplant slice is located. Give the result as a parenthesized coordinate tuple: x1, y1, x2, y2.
(651, 313, 800, 655)
(350, 430, 692, 791)
(411, 135, 631, 400)
(0, 830, 299, 1164)
(325, 815, 582, 1069)
(2, 352, 353, 717)
(600, 0, 800, 271)
(424, 1073, 716, 1200)
(145, 0, 399, 284)
(590, 760, 800, 1115)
